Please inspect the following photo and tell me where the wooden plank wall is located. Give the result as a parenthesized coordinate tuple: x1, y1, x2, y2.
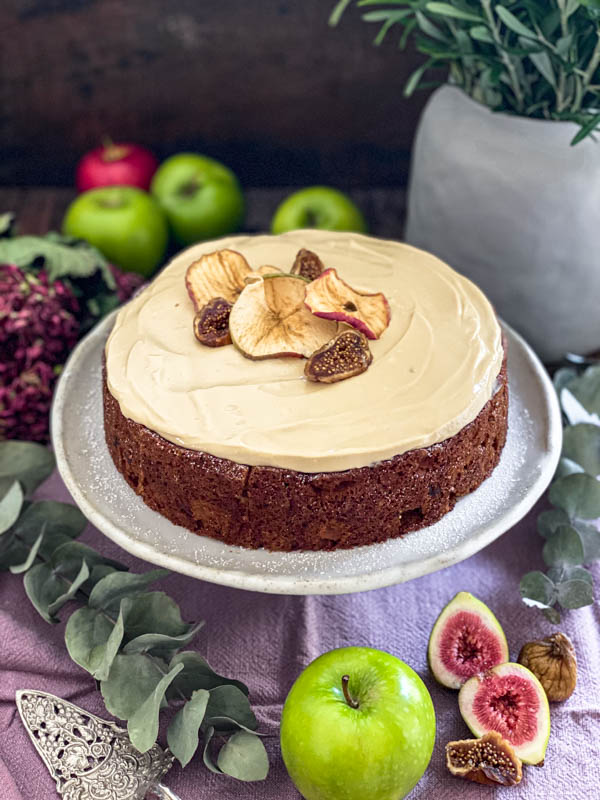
(1, 0, 431, 187)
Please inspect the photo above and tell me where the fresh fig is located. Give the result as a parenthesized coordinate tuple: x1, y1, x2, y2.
(193, 297, 232, 347)
(185, 249, 252, 311)
(458, 662, 551, 765)
(446, 731, 522, 786)
(428, 592, 509, 689)
(305, 330, 372, 383)
(229, 274, 338, 360)
(291, 248, 325, 281)
(304, 268, 390, 339)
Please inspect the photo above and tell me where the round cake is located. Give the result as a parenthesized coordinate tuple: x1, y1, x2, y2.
(103, 230, 508, 551)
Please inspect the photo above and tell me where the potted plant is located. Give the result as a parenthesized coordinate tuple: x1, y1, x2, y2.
(331, 0, 600, 362)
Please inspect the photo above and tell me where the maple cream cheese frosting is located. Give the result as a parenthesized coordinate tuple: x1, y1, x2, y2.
(105, 230, 504, 473)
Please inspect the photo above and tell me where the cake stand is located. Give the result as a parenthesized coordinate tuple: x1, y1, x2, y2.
(52, 312, 562, 595)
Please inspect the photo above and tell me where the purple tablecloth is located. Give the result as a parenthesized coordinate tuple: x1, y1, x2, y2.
(1, 471, 599, 799)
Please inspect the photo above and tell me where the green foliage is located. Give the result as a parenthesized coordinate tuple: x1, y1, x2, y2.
(520, 365, 600, 620)
(0, 441, 268, 781)
(330, 0, 600, 143)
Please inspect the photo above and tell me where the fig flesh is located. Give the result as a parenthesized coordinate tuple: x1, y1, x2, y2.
(291, 248, 325, 281)
(446, 731, 522, 786)
(193, 297, 232, 347)
(518, 632, 577, 702)
(185, 249, 252, 311)
(428, 591, 509, 689)
(458, 662, 551, 765)
(305, 329, 372, 383)
(229, 274, 338, 360)
(304, 268, 390, 339)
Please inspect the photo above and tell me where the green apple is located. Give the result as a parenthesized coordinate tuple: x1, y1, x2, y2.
(280, 646, 435, 800)
(151, 153, 245, 244)
(62, 186, 168, 276)
(271, 187, 367, 234)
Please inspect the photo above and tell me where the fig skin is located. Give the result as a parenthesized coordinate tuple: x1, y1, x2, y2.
(305, 329, 373, 383)
(193, 297, 232, 347)
(291, 248, 325, 281)
(518, 632, 577, 702)
(446, 731, 522, 786)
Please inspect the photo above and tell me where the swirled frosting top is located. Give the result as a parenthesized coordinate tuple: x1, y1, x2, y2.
(105, 230, 503, 472)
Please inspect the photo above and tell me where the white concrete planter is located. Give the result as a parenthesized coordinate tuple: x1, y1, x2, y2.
(405, 85, 600, 362)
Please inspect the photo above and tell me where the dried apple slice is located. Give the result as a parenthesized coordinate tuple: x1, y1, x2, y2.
(185, 249, 252, 311)
(193, 297, 232, 347)
(305, 330, 372, 383)
(229, 274, 338, 360)
(305, 268, 390, 339)
(291, 249, 325, 281)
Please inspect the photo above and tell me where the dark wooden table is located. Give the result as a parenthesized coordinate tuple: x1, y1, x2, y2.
(0, 187, 407, 239)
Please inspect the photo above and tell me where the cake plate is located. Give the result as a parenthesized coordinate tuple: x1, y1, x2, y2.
(52, 312, 562, 595)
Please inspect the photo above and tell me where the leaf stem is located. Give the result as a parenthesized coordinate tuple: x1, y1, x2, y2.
(481, 0, 524, 111)
(341, 675, 359, 709)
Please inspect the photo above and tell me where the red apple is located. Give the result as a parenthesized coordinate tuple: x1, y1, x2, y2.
(76, 141, 159, 193)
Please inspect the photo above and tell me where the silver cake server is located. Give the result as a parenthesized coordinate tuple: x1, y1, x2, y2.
(16, 689, 181, 800)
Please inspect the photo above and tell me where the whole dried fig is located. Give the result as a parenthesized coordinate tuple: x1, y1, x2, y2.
(446, 731, 522, 786)
(193, 297, 232, 347)
(305, 329, 372, 383)
(291, 248, 325, 281)
(518, 632, 577, 701)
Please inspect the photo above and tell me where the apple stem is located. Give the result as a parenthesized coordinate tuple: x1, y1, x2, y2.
(341, 675, 359, 709)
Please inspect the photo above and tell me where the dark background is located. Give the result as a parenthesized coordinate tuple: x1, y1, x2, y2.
(1, 0, 430, 188)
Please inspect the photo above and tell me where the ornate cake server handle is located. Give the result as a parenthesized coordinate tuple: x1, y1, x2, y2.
(16, 689, 183, 800)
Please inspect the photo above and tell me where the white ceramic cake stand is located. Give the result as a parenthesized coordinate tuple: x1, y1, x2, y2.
(52, 312, 562, 595)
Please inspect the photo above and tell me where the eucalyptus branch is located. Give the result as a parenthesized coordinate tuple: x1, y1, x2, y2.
(0, 441, 269, 782)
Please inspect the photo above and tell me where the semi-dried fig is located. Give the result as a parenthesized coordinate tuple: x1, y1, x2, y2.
(193, 297, 232, 347)
(518, 632, 577, 701)
(291, 248, 325, 281)
(446, 731, 522, 786)
(305, 330, 372, 383)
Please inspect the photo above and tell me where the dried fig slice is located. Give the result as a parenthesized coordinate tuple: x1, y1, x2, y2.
(193, 297, 232, 347)
(291, 248, 325, 281)
(229, 274, 338, 360)
(518, 632, 577, 701)
(305, 268, 390, 339)
(446, 731, 522, 786)
(305, 330, 372, 383)
(185, 249, 252, 310)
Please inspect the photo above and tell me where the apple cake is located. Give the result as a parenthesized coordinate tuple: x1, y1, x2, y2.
(103, 230, 508, 551)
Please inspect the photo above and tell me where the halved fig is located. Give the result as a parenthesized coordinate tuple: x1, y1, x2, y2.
(428, 592, 509, 690)
(229, 274, 338, 360)
(193, 297, 232, 347)
(305, 330, 372, 383)
(304, 268, 390, 340)
(458, 663, 551, 765)
(291, 249, 325, 281)
(446, 731, 522, 786)
(185, 249, 252, 310)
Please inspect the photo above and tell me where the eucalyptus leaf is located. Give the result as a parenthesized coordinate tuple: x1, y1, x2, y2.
(537, 508, 570, 538)
(543, 524, 585, 566)
(562, 423, 600, 477)
(51, 540, 123, 577)
(0, 442, 55, 495)
(217, 731, 269, 782)
(203, 685, 258, 732)
(122, 591, 190, 640)
(202, 726, 221, 774)
(572, 520, 600, 561)
(0, 482, 24, 535)
(565, 366, 600, 417)
(23, 563, 69, 623)
(549, 473, 600, 519)
(520, 570, 557, 607)
(47, 559, 90, 616)
(553, 367, 577, 395)
(89, 569, 168, 611)
(560, 388, 600, 426)
(168, 651, 249, 698)
(543, 605, 561, 623)
(123, 622, 204, 657)
(547, 564, 594, 585)
(9, 528, 44, 574)
(65, 606, 115, 676)
(555, 457, 585, 479)
(11, 500, 87, 544)
(557, 578, 594, 608)
(167, 689, 210, 767)
(127, 663, 183, 753)
(101, 653, 168, 720)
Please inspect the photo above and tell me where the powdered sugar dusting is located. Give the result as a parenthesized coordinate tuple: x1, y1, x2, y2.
(52, 313, 561, 594)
